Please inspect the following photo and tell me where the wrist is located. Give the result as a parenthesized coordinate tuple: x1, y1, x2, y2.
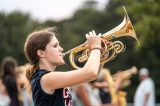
(90, 45, 102, 50)
(91, 47, 102, 52)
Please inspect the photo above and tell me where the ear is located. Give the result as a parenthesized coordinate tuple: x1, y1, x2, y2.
(37, 50, 45, 58)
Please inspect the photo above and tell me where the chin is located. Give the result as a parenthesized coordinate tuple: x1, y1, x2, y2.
(61, 61, 66, 65)
(58, 60, 66, 65)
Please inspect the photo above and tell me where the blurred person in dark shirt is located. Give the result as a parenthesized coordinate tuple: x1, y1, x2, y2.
(1, 56, 23, 106)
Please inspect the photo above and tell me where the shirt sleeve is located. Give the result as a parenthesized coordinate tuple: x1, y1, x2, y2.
(144, 80, 152, 94)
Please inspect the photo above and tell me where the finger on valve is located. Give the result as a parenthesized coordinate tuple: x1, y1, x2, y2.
(89, 31, 93, 36)
(98, 33, 102, 37)
(92, 30, 96, 36)
(86, 34, 89, 38)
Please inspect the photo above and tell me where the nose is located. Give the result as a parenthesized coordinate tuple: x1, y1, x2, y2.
(59, 46, 63, 52)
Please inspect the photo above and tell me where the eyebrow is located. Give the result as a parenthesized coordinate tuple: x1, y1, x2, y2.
(53, 41, 59, 45)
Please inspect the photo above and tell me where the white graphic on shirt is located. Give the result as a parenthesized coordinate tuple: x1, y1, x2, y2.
(63, 87, 72, 106)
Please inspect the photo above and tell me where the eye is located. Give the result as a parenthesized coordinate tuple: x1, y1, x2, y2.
(53, 44, 58, 48)
(53, 42, 59, 48)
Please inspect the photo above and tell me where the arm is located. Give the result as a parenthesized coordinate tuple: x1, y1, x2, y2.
(41, 50, 101, 91)
(76, 84, 92, 106)
(143, 93, 150, 106)
(98, 63, 104, 75)
(93, 75, 122, 90)
(91, 63, 104, 81)
(114, 77, 124, 91)
(93, 81, 109, 88)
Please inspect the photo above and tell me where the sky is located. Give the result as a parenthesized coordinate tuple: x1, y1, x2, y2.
(0, 0, 108, 22)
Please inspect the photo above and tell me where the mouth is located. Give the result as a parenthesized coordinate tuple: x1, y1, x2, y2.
(60, 54, 64, 58)
(60, 53, 65, 58)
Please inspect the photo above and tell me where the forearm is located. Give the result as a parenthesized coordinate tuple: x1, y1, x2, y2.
(143, 93, 149, 106)
(114, 78, 123, 91)
(76, 85, 92, 106)
(93, 81, 108, 88)
(83, 49, 101, 74)
(98, 63, 104, 75)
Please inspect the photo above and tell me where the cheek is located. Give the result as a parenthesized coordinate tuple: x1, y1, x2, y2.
(47, 49, 59, 58)
(51, 50, 59, 57)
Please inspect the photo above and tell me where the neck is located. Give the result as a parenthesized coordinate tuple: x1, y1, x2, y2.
(39, 61, 56, 72)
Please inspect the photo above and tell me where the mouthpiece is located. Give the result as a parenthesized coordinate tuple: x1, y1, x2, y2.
(62, 49, 73, 57)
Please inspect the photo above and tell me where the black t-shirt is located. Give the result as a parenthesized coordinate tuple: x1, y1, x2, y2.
(31, 69, 73, 106)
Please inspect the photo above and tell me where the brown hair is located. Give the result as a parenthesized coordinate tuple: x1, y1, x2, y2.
(1, 56, 17, 79)
(24, 27, 56, 80)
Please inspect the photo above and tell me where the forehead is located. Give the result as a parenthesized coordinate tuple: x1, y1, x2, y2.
(49, 36, 59, 44)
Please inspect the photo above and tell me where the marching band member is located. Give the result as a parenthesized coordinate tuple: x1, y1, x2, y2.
(24, 27, 104, 106)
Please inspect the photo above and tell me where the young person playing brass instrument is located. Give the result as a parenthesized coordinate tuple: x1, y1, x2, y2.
(24, 27, 104, 106)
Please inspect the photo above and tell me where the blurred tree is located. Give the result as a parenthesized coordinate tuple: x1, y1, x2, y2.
(0, 11, 40, 64)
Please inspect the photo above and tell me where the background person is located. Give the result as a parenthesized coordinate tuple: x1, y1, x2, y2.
(134, 67, 155, 106)
(1, 56, 23, 106)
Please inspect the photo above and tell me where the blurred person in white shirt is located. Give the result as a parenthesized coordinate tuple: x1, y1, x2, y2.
(134, 67, 155, 106)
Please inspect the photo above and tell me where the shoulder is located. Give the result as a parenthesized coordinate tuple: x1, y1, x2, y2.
(31, 69, 54, 95)
(144, 78, 154, 85)
(31, 69, 50, 82)
(32, 69, 55, 94)
(31, 69, 50, 89)
(31, 69, 51, 86)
